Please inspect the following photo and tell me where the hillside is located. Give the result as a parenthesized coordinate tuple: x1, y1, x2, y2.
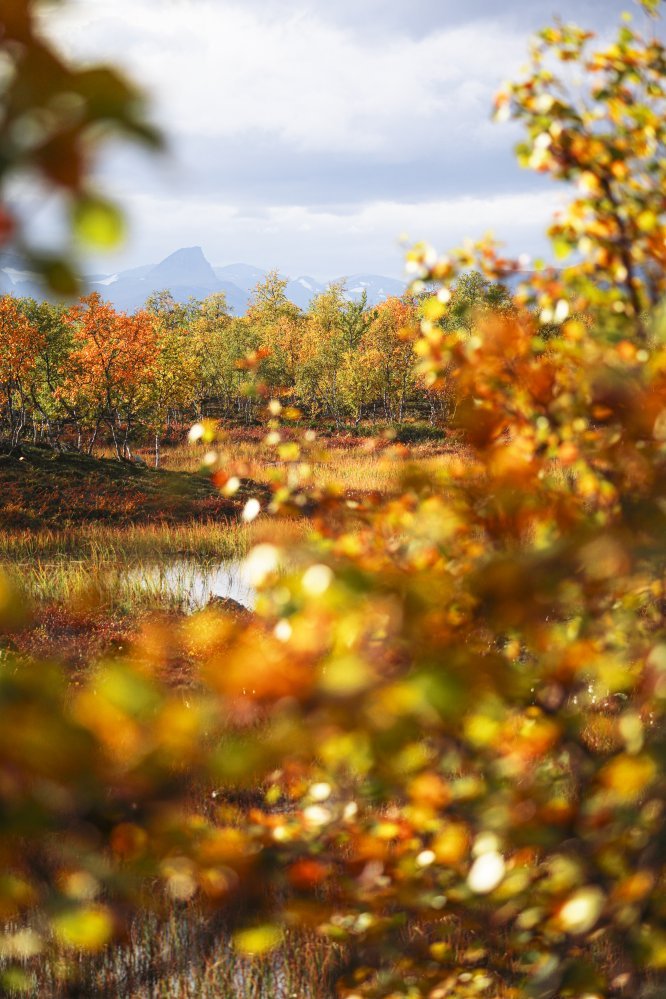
(0, 446, 258, 530)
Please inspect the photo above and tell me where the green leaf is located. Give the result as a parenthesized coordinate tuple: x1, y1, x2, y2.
(561, 957, 606, 992)
(638, 0, 661, 18)
(97, 665, 161, 717)
(72, 194, 126, 249)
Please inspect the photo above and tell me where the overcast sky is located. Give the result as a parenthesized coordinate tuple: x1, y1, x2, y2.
(40, 0, 637, 279)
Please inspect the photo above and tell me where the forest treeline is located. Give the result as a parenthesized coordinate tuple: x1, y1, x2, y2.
(0, 270, 512, 461)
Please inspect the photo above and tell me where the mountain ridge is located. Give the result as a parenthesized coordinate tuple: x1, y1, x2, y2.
(0, 246, 407, 314)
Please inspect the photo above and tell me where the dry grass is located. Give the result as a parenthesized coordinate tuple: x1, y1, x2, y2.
(0, 515, 308, 563)
(1, 914, 344, 998)
(2, 558, 232, 613)
(0, 520, 250, 563)
(155, 436, 457, 496)
(0, 519, 309, 616)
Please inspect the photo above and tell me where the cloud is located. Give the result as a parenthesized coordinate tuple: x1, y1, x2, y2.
(168, 0, 634, 42)
(37, 0, 633, 274)
(45, 0, 539, 208)
(46, 1, 527, 153)
(102, 187, 564, 279)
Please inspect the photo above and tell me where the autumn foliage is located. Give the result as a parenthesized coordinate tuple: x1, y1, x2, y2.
(0, 286, 426, 460)
(62, 294, 159, 459)
(0, 298, 43, 448)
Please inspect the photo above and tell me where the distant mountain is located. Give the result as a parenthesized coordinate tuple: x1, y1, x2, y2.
(284, 274, 409, 310)
(0, 250, 41, 299)
(0, 246, 407, 314)
(87, 247, 241, 313)
(345, 275, 408, 304)
(286, 276, 326, 310)
(150, 246, 218, 289)
(213, 263, 267, 292)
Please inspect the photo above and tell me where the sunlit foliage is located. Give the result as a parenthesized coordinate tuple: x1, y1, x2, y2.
(0, 285, 426, 457)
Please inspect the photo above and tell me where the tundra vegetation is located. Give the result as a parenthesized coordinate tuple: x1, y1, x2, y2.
(0, 1, 666, 998)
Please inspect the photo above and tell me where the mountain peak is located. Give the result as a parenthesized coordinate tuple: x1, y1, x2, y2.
(149, 246, 218, 288)
(4, 251, 406, 313)
(163, 245, 206, 261)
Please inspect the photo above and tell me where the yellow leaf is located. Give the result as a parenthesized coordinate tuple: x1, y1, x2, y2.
(421, 298, 447, 321)
(319, 656, 372, 696)
(599, 754, 657, 801)
(52, 906, 114, 951)
(72, 195, 126, 249)
(432, 822, 471, 865)
(278, 442, 300, 461)
(233, 924, 283, 955)
(637, 210, 658, 233)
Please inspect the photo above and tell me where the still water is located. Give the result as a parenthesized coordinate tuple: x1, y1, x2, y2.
(124, 559, 254, 611)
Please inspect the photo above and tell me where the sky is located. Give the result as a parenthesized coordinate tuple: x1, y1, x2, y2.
(39, 0, 638, 279)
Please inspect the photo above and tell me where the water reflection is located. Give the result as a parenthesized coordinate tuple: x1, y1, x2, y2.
(124, 560, 254, 612)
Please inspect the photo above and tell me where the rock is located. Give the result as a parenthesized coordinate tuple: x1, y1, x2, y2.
(207, 595, 253, 622)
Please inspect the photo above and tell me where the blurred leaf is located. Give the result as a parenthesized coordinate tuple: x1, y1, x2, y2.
(72, 194, 126, 249)
(638, 0, 661, 17)
(29, 255, 80, 296)
(233, 924, 283, 955)
(52, 906, 114, 951)
(0, 968, 32, 994)
(525, 955, 563, 998)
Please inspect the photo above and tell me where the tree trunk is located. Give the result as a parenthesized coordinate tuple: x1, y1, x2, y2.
(109, 420, 121, 460)
(87, 421, 99, 456)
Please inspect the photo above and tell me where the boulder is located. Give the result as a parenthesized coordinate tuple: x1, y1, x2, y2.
(207, 595, 253, 622)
